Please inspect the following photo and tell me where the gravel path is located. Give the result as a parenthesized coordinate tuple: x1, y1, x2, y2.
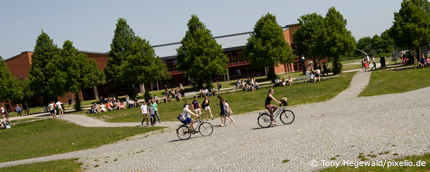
(1, 70, 430, 172)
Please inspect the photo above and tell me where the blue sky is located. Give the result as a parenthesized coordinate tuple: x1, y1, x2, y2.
(0, 0, 402, 59)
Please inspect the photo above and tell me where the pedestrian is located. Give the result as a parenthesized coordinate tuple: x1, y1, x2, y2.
(216, 95, 231, 127)
(16, 104, 22, 117)
(366, 55, 370, 69)
(371, 56, 377, 71)
(323, 63, 328, 76)
(217, 81, 222, 95)
(191, 96, 202, 120)
(148, 101, 156, 126)
(56, 100, 63, 118)
(152, 100, 161, 123)
(48, 101, 56, 119)
(141, 100, 149, 125)
(364, 59, 368, 72)
(68, 96, 72, 108)
(201, 96, 214, 121)
(24, 103, 30, 116)
(361, 57, 364, 69)
(222, 99, 235, 126)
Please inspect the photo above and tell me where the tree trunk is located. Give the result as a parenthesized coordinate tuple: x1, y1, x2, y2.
(267, 66, 277, 83)
(332, 56, 342, 75)
(74, 92, 81, 111)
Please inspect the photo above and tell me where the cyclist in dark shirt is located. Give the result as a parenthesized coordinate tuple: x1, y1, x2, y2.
(265, 89, 281, 125)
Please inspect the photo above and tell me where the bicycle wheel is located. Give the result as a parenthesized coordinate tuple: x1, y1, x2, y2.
(280, 110, 295, 125)
(257, 112, 272, 128)
(198, 122, 213, 136)
(177, 126, 192, 140)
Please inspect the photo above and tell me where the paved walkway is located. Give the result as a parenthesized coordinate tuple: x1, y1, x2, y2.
(2, 69, 430, 171)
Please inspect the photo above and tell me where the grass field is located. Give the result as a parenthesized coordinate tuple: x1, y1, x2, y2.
(0, 158, 82, 172)
(359, 67, 430, 97)
(0, 119, 163, 162)
(74, 72, 355, 122)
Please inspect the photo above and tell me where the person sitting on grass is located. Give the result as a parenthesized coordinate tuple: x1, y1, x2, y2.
(236, 79, 241, 89)
(176, 89, 183, 101)
(106, 101, 113, 111)
(286, 76, 293, 86)
(100, 103, 107, 112)
(199, 88, 204, 98)
(254, 81, 259, 90)
(274, 77, 280, 87)
(281, 77, 286, 86)
(426, 57, 429, 68)
(119, 100, 126, 110)
(315, 69, 321, 82)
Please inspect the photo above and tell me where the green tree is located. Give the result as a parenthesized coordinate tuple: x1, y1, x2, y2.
(316, 7, 356, 74)
(176, 15, 229, 89)
(356, 36, 372, 56)
(244, 13, 294, 81)
(14, 78, 33, 105)
(104, 18, 136, 86)
(293, 13, 325, 69)
(28, 31, 59, 104)
(54, 40, 105, 110)
(389, 0, 430, 61)
(121, 37, 170, 98)
(0, 56, 23, 104)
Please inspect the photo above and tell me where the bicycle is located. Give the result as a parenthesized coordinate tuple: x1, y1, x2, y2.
(258, 99, 295, 128)
(176, 118, 213, 140)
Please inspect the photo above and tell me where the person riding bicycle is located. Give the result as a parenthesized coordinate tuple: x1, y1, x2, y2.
(181, 105, 200, 131)
(265, 89, 281, 125)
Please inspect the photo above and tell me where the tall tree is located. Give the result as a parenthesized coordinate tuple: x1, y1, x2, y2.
(292, 13, 324, 69)
(0, 56, 23, 105)
(52, 40, 105, 110)
(244, 13, 294, 81)
(104, 18, 136, 86)
(356, 36, 373, 56)
(389, 0, 430, 61)
(316, 7, 356, 74)
(121, 37, 170, 98)
(28, 31, 59, 104)
(176, 15, 229, 89)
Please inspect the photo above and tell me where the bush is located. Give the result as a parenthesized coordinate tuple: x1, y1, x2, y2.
(144, 91, 151, 103)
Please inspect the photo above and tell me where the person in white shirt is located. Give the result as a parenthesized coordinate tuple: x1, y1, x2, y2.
(204, 88, 209, 97)
(48, 101, 56, 119)
(141, 100, 148, 125)
(366, 55, 370, 69)
(56, 101, 63, 117)
(100, 103, 107, 112)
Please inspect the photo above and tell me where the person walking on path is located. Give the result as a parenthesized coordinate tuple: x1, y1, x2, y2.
(216, 95, 225, 126)
(68, 96, 72, 108)
(364, 59, 368, 72)
(148, 102, 156, 126)
(15, 105, 21, 117)
(48, 101, 56, 119)
(217, 81, 222, 95)
(141, 100, 149, 125)
(201, 96, 214, 121)
(371, 56, 377, 71)
(152, 100, 161, 123)
(323, 63, 329, 76)
(222, 99, 235, 126)
(23, 103, 29, 116)
(191, 96, 201, 120)
(56, 100, 63, 118)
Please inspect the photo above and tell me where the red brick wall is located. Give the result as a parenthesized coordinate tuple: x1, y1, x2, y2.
(86, 53, 109, 71)
(5, 52, 33, 78)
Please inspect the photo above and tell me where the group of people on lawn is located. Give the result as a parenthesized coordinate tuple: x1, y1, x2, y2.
(275, 76, 293, 86)
(164, 83, 185, 102)
(236, 77, 259, 91)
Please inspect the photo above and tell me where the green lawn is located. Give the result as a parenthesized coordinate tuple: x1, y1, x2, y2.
(0, 158, 82, 172)
(9, 118, 40, 123)
(0, 119, 163, 162)
(320, 153, 430, 172)
(359, 67, 430, 97)
(76, 72, 355, 122)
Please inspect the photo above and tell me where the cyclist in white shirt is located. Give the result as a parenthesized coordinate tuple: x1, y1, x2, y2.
(181, 105, 200, 131)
